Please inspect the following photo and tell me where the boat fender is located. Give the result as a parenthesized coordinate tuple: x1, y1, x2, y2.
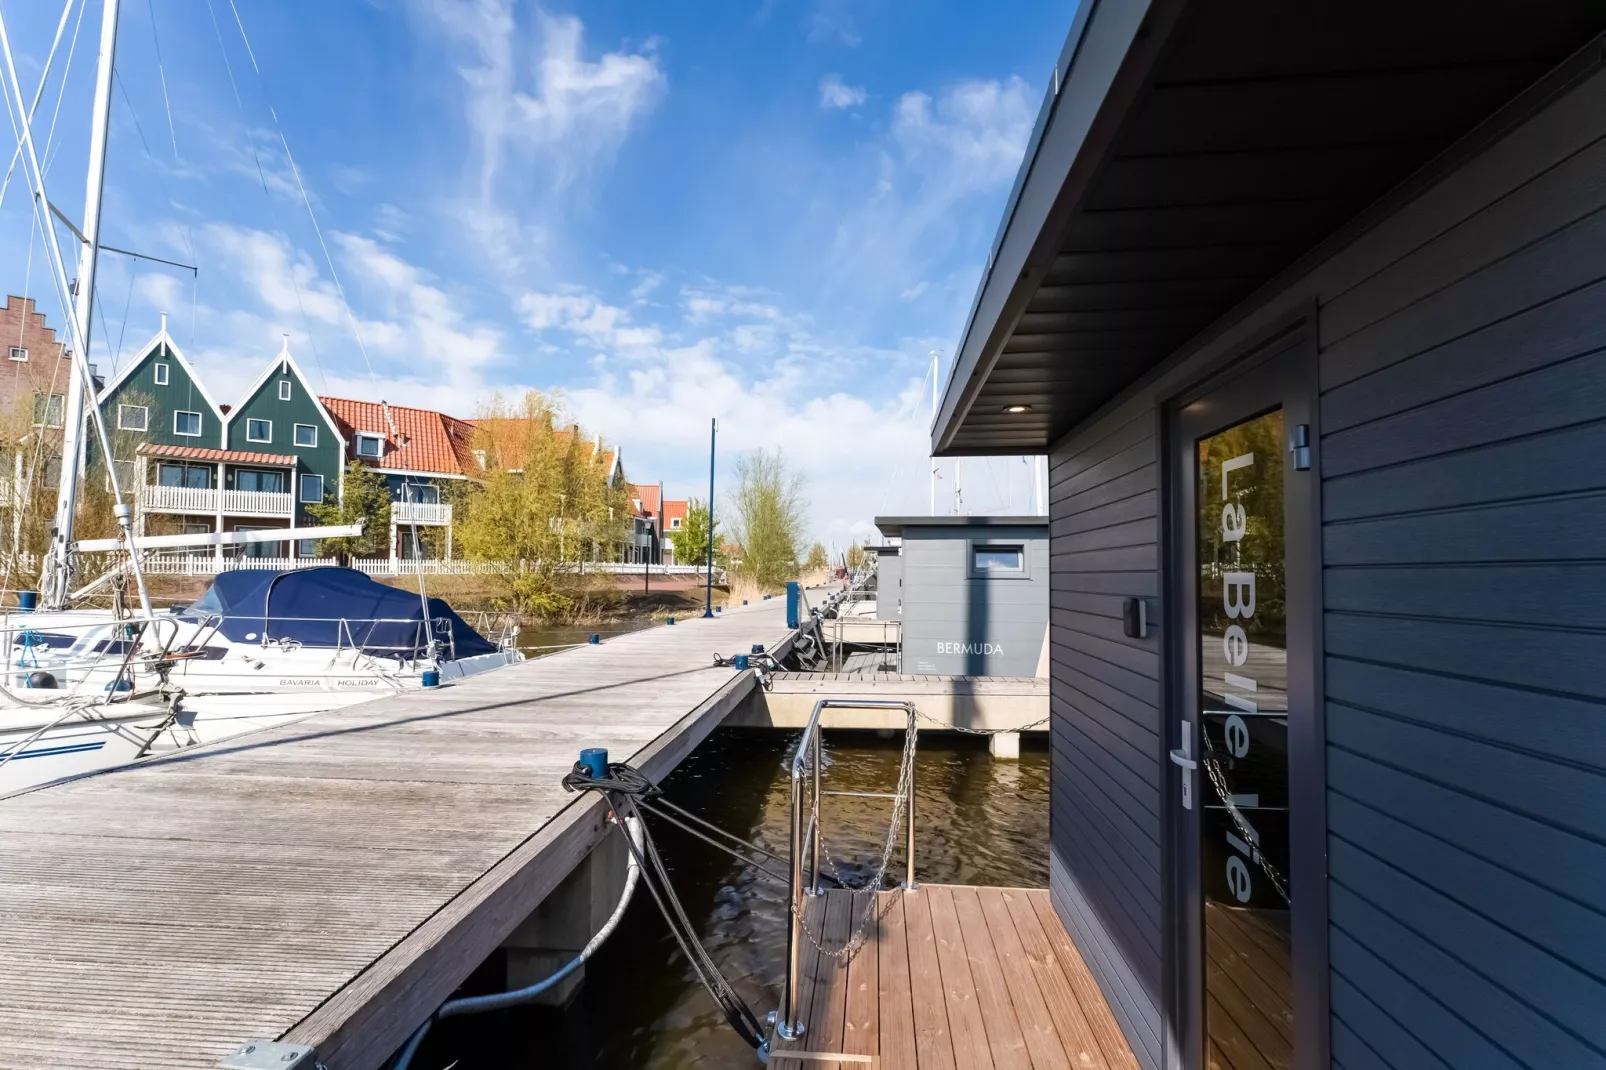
(104, 676, 133, 692)
(26, 670, 57, 689)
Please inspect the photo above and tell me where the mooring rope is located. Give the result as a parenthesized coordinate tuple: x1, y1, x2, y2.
(561, 761, 771, 1053)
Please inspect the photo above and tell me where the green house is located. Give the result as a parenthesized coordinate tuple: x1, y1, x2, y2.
(94, 325, 226, 464)
(220, 342, 346, 556)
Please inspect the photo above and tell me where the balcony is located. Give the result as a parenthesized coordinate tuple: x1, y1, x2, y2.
(393, 500, 452, 525)
(139, 484, 294, 518)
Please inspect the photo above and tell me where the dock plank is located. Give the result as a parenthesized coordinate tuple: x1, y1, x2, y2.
(952, 887, 1034, 1070)
(0, 601, 796, 1070)
(878, 894, 920, 1070)
(903, 889, 958, 1070)
(844, 893, 882, 1059)
(977, 887, 1073, 1070)
(927, 885, 994, 1070)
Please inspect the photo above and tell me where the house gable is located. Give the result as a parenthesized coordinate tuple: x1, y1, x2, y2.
(222, 345, 345, 519)
(94, 329, 225, 463)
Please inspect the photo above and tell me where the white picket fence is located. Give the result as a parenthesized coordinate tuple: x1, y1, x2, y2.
(75, 553, 723, 581)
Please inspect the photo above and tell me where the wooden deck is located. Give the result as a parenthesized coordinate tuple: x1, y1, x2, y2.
(771, 886, 1139, 1070)
(0, 600, 796, 1070)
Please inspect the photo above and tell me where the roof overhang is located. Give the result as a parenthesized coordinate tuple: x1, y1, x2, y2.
(875, 515, 1049, 538)
(933, 0, 1606, 455)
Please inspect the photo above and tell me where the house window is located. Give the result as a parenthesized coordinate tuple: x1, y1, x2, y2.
(8, 346, 26, 362)
(33, 393, 64, 428)
(298, 538, 319, 557)
(300, 473, 324, 504)
(154, 362, 170, 386)
(278, 380, 291, 401)
(403, 482, 439, 505)
(293, 423, 317, 447)
(235, 468, 285, 494)
(157, 462, 212, 488)
(671, 517, 682, 529)
(117, 404, 148, 432)
(970, 543, 1025, 574)
(246, 418, 272, 443)
(473, 449, 486, 468)
(356, 433, 383, 459)
(173, 410, 202, 437)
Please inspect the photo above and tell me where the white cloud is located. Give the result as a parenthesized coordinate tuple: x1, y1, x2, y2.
(417, 2, 665, 198)
(518, 288, 662, 351)
(819, 74, 866, 109)
(807, 0, 862, 47)
(892, 77, 1034, 189)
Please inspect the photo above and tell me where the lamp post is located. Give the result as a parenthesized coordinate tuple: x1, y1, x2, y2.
(704, 417, 716, 618)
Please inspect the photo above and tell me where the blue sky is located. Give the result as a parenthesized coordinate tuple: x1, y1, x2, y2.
(0, 0, 1071, 543)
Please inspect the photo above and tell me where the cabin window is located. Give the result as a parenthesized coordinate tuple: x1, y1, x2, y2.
(8, 346, 26, 362)
(246, 418, 272, 443)
(356, 433, 383, 459)
(32, 393, 64, 428)
(300, 473, 325, 503)
(278, 380, 292, 401)
(235, 468, 285, 494)
(970, 543, 1025, 575)
(157, 462, 212, 489)
(293, 423, 317, 447)
(298, 539, 319, 557)
(153, 362, 170, 386)
(117, 404, 148, 432)
(173, 410, 202, 437)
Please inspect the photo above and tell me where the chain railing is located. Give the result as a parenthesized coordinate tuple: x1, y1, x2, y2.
(777, 697, 917, 1041)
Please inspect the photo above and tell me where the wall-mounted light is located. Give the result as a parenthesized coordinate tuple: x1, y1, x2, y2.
(1003, 404, 1031, 413)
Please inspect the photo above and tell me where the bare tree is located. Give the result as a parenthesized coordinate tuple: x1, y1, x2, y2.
(728, 447, 805, 590)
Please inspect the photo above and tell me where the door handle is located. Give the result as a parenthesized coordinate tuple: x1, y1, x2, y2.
(1172, 720, 1194, 810)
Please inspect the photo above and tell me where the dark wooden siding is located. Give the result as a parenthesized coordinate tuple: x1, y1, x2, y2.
(1315, 63, 1606, 1069)
(1048, 408, 1163, 1069)
(1045, 61, 1606, 1070)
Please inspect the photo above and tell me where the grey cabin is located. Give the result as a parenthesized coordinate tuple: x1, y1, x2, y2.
(932, 3, 1606, 1069)
(874, 516, 1049, 678)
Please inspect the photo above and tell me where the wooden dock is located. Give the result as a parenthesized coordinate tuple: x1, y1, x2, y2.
(0, 600, 796, 1070)
(771, 886, 1138, 1070)
(733, 671, 1049, 732)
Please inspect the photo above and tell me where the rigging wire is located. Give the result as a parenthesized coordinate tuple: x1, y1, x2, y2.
(144, 0, 179, 164)
(203, 0, 329, 390)
(224, 0, 381, 392)
(0, 0, 75, 209)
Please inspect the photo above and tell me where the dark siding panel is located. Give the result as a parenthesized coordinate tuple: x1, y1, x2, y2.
(1048, 408, 1163, 1068)
(1319, 67, 1606, 1067)
(1322, 418, 1606, 521)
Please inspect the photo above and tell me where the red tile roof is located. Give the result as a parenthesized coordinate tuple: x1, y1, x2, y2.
(137, 443, 297, 466)
(662, 499, 689, 529)
(630, 483, 662, 515)
(320, 397, 479, 477)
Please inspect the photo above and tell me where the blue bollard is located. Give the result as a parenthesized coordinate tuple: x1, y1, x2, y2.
(751, 643, 765, 654)
(667, 617, 676, 625)
(732, 654, 750, 670)
(742, 599, 748, 605)
(589, 633, 601, 644)
(786, 581, 800, 628)
(716, 605, 723, 613)
(421, 669, 440, 688)
(578, 748, 608, 778)
(16, 591, 37, 612)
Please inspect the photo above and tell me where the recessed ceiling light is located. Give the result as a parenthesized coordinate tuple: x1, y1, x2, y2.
(1004, 404, 1030, 413)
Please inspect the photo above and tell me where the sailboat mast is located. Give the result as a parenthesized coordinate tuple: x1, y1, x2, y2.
(43, 0, 120, 608)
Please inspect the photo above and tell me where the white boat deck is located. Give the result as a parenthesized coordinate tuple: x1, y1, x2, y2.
(0, 598, 796, 1070)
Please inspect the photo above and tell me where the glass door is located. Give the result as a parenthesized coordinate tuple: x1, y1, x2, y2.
(1196, 409, 1293, 1070)
(1169, 336, 1324, 1070)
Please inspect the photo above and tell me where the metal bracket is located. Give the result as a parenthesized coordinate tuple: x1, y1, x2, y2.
(217, 1040, 317, 1069)
(1289, 424, 1312, 471)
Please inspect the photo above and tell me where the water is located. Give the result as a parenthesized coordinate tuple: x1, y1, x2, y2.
(518, 620, 656, 657)
(417, 728, 1049, 1069)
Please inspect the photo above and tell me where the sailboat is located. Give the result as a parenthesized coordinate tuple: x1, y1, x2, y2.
(0, 0, 520, 795)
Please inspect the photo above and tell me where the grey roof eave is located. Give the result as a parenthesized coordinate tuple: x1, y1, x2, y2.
(931, 0, 1182, 456)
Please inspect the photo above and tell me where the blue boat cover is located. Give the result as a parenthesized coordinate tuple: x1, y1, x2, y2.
(186, 567, 498, 659)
